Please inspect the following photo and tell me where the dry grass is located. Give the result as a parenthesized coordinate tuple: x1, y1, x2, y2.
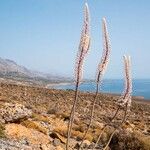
(32, 113, 51, 123)
(54, 125, 93, 142)
(109, 130, 150, 150)
(21, 119, 48, 134)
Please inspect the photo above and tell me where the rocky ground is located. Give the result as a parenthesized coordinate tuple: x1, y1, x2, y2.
(0, 83, 149, 150)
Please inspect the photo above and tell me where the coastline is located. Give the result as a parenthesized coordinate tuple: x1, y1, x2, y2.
(45, 82, 74, 88)
(45, 81, 150, 103)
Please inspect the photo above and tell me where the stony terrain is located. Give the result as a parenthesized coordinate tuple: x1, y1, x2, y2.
(0, 83, 149, 150)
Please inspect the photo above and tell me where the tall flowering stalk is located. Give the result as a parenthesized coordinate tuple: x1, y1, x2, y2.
(66, 3, 90, 150)
(93, 55, 132, 150)
(79, 17, 111, 149)
(119, 55, 132, 111)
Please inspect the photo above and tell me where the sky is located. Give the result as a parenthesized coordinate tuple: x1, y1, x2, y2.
(0, 0, 150, 79)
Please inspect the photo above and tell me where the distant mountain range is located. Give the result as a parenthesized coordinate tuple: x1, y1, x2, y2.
(0, 57, 71, 86)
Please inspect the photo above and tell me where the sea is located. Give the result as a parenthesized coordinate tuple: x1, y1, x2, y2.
(53, 79, 150, 100)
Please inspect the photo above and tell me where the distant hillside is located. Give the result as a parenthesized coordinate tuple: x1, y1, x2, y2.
(0, 57, 71, 86)
(0, 57, 33, 77)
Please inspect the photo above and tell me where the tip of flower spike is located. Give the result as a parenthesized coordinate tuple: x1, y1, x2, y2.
(85, 3, 89, 14)
(123, 55, 131, 62)
(85, 2, 88, 8)
(102, 17, 106, 23)
(123, 55, 127, 60)
(128, 55, 131, 60)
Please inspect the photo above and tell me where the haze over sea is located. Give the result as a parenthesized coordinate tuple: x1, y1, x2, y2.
(54, 79, 150, 100)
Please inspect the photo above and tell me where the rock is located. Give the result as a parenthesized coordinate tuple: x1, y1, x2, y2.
(21, 119, 52, 136)
(5, 123, 50, 145)
(82, 140, 91, 148)
(53, 138, 61, 146)
(74, 140, 91, 149)
(74, 143, 80, 149)
(56, 145, 64, 150)
(50, 132, 66, 143)
(88, 142, 95, 149)
(0, 116, 5, 124)
(0, 139, 32, 150)
(126, 121, 135, 129)
(123, 121, 135, 133)
(74, 116, 80, 125)
(142, 128, 150, 135)
(0, 103, 32, 123)
(56, 146, 64, 150)
(147, 129, 150, 134)
(40, 144, 55, 150)
(67, 138, 79, 149)
(126, 127, 133, 133)
(94, 121, 105, 129)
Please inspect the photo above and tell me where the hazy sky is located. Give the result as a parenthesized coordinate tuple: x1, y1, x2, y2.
(0, 0, 150, 79)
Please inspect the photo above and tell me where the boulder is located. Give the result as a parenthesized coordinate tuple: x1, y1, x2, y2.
(53, 138, 61, 146)
(56, 145, 64, 150)
(0, 103, 32, 123)
(40, 144, 56, 150)
(50, 132, 66, 144)
(5, 123, 50, 145)
(82, 140, 91, 148)
(0, 139, 32, 150)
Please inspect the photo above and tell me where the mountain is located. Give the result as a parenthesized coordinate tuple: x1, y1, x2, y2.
(0, 57, 33, 77)
(0, 57, 71, 86)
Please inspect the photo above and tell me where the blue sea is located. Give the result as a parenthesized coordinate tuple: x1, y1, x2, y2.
(53, 79, 150, 100)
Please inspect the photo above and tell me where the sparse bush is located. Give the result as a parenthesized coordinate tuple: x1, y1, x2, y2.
(110, 130, 150, 150)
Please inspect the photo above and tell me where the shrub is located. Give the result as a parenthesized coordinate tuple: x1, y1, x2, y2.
(109, 130, 150, 150)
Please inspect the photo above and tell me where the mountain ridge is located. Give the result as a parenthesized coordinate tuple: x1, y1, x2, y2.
(0, 57, 71, 86)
